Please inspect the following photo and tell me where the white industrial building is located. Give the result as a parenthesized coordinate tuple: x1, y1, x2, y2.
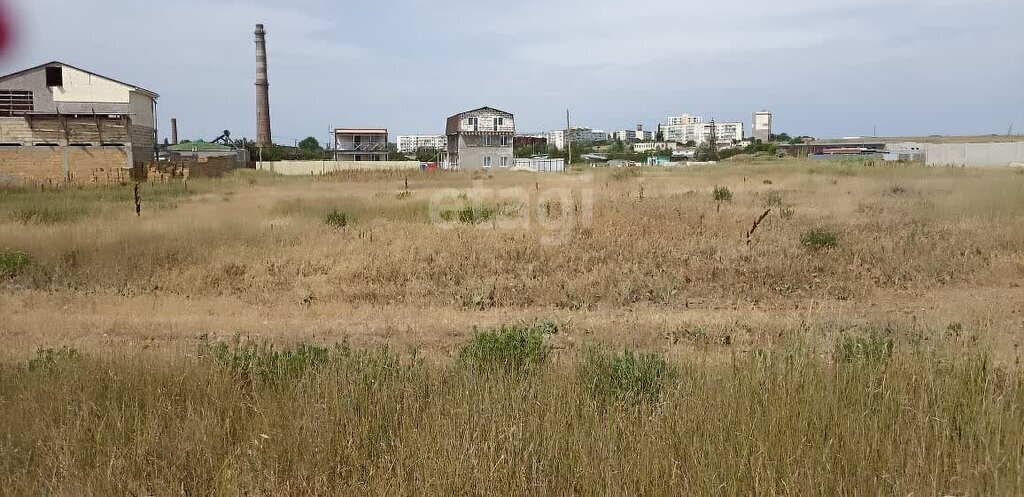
(396, 134, 445, 153)
(548, 127, 608, 150)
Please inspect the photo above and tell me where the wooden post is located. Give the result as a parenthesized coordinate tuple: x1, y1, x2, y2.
(133, 182, 141, 217)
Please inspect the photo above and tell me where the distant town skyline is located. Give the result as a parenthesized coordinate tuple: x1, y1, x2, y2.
(2, 0, 1022, 144)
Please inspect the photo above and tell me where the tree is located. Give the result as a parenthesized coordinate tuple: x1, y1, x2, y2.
(298, 136, 321, 152)
(655, 130, 665, 142)
(414, 147, 441, 162)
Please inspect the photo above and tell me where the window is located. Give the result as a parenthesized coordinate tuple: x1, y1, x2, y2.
(483, 135, 492, 146)
(500, 156, 509, 168)
(467, 117, 479, 131)
(483, 156, 492, 168)
(500, 135, 510, 147)
(495, 117, 503, 127)
(0, 90, 33, 116)
(45, 67, 63, 87)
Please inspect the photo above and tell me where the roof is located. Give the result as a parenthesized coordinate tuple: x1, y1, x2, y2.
(446, 106, 513, 135)
(0, 61, 159, 99)
(333, 128, 388, 134)
(166, 140, 232, 152)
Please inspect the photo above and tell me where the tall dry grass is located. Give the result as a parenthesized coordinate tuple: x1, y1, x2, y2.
(1, 335, 1021, 494)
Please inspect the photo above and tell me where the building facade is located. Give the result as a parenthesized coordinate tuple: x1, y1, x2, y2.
(548, 127, 608, 150)
(396, 134, 445, 153)
(752, 110, 772, 142)
(334, 128, 388, 161)
(661, 118, 744, 145)
(0, 61, 158, 182)
(611, 124, 654, 143)
(444, 107, 514, 170)
(666, 113, 703, 126)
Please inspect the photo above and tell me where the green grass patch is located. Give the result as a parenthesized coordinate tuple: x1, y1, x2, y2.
(801, 229, 839, 249)
(325, 209, 348, 228)
(835, 332, 895, 364)
(0, 250, 32, 278)
(27, 347, 82, 373)
(459, 322, 554, 374)
(579, 348, 677, 403)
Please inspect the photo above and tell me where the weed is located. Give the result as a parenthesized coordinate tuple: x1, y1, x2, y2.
(325, 209, 348, 228)
(459, 322, 553, 374)
(764, 191, 784, 207)
(0, 250, 32, 278)
(801, 229, 838, 249)
(579, 348, 677, 403)
(835, 332, 894, 364)
(889, 185, 907, 195)
(27, 346, 82, 372)
(10, 206, 81, 224)
(779, 204, 795, 220)
(712, 185, 733, 203)
(610, 168, 640, 181)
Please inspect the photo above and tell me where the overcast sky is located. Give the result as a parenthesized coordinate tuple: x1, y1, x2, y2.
(2, 0, 1022, 144)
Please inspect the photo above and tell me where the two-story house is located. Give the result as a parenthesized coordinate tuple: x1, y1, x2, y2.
(444, 107, 514, 170)
(333, 128, 388, 161)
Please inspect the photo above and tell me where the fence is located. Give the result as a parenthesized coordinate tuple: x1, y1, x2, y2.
(513, 158, 565, 172)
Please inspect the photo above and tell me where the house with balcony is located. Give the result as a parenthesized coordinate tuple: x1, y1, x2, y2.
(444, 106, 514, 170)
(333, 128, 388, 161)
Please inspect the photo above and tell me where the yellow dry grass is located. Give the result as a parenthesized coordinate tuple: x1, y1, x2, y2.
(1, 160, 1023, 493)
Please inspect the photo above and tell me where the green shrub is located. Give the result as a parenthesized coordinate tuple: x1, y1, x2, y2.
(801, 229, 838, 249)
(325, 209, 348, 228)
(200, 337, 330, 383)
(835, 333, 894, 364)
(579, 348, 677, 403)
(459, 322, 554, 374)
(10, 206, 81, 224)
(27, 346, 82, 372)
(0, 250, 32, 278)
(712, 186, 733, 203)
(764, 191, 784, 207)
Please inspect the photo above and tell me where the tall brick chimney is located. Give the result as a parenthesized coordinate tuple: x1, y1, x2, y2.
(170, 118, 178, 145)
(254, 23, 272, 147)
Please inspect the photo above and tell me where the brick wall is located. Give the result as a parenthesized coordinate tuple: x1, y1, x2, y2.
(0, 145, 129, 183)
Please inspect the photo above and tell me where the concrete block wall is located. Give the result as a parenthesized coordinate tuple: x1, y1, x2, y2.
(256, 160, 420, 176)
(0, 145, 128, 183)
(925, 142, 1024, 167)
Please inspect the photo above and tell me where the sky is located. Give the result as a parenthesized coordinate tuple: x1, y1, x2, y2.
(1, 0, 1022, 144)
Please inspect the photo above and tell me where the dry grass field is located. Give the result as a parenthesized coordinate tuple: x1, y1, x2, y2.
(1, 159, 1023, 494)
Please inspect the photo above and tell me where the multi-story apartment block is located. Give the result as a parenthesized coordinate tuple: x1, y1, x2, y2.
(444, 106, 514, 170)
(548, 127, 608, 150)
(666, 113, 703, 126)
(661, 116, 744, 145)
(334, 128, 388, 161)
(396, 134, 446, 153)
(611, 124, 654, 142)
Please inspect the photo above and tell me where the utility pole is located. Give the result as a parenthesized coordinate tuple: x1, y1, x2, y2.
(566, 109, 572, 167)
(707, 119, 719, 161)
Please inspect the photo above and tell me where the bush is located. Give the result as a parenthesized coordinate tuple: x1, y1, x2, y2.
(459, 322, 554, 374)
(0, 250, 32, 278)
(325, 209, 348, 228)
(579, 348, 677, 403)
(835, 333, 894, 364)
(712, 186, 733, 203)
(764, 191, 783, 207)
(27, 346, 82, 372)
(801, 229, 838, 249)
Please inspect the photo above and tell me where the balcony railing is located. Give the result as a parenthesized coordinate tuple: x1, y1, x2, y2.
(335, 142, 388, 152)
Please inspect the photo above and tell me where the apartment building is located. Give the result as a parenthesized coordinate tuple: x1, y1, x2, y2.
(752, 110, 772, 142)
(548, 127, 608, 150)
(661, 117, 744, 145)
(396, 134, 445, 153)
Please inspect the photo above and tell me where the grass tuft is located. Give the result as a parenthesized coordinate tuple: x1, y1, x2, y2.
(27, 346, 82, 372)
(835, 332, 895, 364)
(325, 209, 349, 228)
(0, 250, 32, 278)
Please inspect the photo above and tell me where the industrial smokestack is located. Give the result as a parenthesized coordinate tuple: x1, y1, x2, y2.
(254, 23, 272, 147)
(170, 118, 178, 145)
